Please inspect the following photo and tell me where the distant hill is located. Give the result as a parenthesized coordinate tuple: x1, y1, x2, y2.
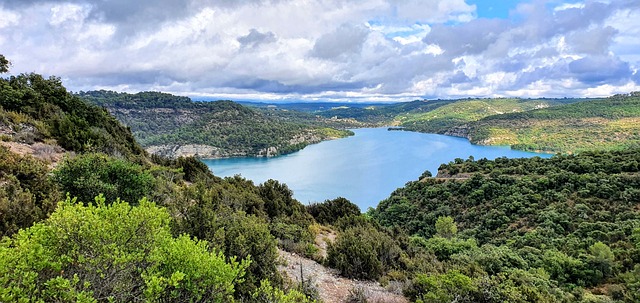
(310, 97, 580, 128)
(78, 90, 353, 158)
(308, 95, 640, 153)
(315, 99, 460, 124)
(397, 98, 582, 134)
(458, 93, 640, 153)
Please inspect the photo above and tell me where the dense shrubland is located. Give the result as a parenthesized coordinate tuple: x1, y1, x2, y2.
(368, 150, 640, 302)
(1, 74, 146, 160)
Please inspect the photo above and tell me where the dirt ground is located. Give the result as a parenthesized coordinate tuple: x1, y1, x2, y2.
(0, 141, 65, 167)
(278, 249, 407, 303)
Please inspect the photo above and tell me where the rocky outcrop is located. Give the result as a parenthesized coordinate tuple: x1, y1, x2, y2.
(257, 146, 279, 157)
(146, 144, 224, 159)
(443, 124, 471, 139)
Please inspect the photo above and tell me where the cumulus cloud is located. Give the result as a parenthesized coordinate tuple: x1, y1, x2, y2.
(1, 0, 639, 101)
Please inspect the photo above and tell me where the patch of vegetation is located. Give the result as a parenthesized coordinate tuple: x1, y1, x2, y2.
(0, 146, 61, 238)
(0, 196, 248, 302)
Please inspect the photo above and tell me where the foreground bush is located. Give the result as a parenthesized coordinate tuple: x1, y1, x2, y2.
(0, 196, 247, 302)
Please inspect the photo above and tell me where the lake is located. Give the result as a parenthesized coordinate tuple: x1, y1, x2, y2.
(202, 128, 551, 210)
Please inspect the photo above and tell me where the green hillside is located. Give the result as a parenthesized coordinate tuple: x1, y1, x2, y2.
(398, 98, 580, 134)
(312, 95, 639, 154)
(464, 93, 640, 153)
(370, 150, 640, 302)
(78, 90, 353, 158)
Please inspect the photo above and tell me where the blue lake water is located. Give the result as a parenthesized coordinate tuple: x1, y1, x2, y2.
(202, 128, 551, 210)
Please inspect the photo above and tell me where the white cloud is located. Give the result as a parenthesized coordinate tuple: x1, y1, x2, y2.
(0, 8, 20, 28)
(1, 0, 639, 100)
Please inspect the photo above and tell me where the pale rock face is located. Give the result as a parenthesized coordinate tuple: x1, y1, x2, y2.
(146, 144, 222, 159)
(257, 146, 278, 157)
(443, 124, 470, 139)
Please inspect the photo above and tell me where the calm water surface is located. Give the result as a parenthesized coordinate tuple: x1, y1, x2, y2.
(202, 128, 551, 210)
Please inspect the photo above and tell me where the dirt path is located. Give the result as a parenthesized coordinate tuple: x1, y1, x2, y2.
(278, 249, 407, 303)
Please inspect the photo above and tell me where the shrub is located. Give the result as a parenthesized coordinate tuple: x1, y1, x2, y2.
(0, 196, 247, 302)
(307, 197, 361, 225)
(53, 153, 154, 204)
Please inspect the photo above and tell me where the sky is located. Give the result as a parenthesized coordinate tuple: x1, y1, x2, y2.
(1, 0, 640, 102)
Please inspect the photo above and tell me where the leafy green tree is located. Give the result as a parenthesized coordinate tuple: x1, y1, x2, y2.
(209, 211, 282, 298)
(258, 179, 314, 226)
(0, 196, 247, 302)
(435, 216, 457, 239)
(411, 235, 477, 261)
(588, 242, 615, 283)
(541, 250, 586, 285)
(327, 224, 403, 280)
(327, 227, 382, 280)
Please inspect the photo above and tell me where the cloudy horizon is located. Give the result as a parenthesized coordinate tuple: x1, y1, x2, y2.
(1, 0, 639, 102)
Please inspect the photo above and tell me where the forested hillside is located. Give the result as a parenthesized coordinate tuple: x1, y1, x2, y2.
(78, 90, 353, 158)
(1, 74, 146, 160)
(311, 95, 640, 154)
(368, 150, 640, 302)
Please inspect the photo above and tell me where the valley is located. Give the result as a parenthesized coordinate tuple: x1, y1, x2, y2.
(1, 56, 639, 302)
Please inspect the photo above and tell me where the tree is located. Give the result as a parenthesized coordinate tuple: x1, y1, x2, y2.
(326, 225, 403, 280)
(588, 241, 615, 283)
(0, 54, 9, 73)
(409, 271, 476, 303)
(435, 216, 457, 239)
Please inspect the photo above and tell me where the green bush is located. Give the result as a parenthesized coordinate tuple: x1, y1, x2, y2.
(0, 196, 247, 302)
(326, 224, 402, 280)
(306, 197, 361, 225)
(53, 153, 154, 204)
(209, 211, 282, 299)
(0, 146, 61, 237)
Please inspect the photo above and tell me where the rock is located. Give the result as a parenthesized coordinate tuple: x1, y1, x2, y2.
(146, 144, 222, 159)
(443, 124, 471, 139)
(258, 146, 278, 157)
